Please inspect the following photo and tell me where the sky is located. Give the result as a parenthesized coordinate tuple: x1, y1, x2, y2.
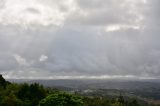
(0, 0, 160, 79)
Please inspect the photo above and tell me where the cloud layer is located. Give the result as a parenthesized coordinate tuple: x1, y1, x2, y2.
(0, 0, 160, 79)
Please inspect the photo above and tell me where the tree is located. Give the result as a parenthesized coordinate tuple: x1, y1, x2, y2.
(127, 99, 140, 106)
(0, 93, 22, 106)
(118, 94, 125, 104)
(39, 92, 84, 106)
(0, 74, 10, 88)
(29, 83, 47, 106)
(17, 83, 47, 106)
(17, 83, 30, 100)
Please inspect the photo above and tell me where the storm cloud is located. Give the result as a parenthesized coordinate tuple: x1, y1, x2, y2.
(0, 0, 160, 79)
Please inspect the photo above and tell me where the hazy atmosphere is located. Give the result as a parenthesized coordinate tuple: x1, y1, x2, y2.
(0, 0, 160, 79)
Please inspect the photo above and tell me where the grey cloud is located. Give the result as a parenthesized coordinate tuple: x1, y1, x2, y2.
(0, 0, 160, 79)
(27, 27, 158, 77)
(25, 8, 40, 14)
(66, 0, 145, 26)
(0, 0, 5, 9)
(144, 0, 160, 29)
(0, 53, 18, 71)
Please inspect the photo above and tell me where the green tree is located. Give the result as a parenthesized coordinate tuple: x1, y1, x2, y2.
(17, 83, 30, 100)
(0, 93, 22, 106)
(127, 99, 140, 106)
(17, 83, 47, 106)
(0, 74, 10, 88)
(29, 83, 47, 106)
(118, 94, 125, 104)
(39, 92, 84, 106)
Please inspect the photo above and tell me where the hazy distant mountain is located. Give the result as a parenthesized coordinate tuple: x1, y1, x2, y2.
(8, 79, 160, 90)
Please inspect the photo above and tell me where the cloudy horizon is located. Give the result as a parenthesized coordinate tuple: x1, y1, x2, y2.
(0, 0, 160, 79)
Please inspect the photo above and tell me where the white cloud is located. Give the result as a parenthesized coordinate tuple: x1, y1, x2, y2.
(13, 54, 29, 66)
(0, 0, 76, 27)
(39, 55, 48, 62)
(105, 24, 140, 32)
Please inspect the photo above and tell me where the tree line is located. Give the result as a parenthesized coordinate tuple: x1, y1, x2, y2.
(0, 75, 159, 106)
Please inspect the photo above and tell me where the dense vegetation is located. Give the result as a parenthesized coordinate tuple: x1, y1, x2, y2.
(0, 75, 160, 106)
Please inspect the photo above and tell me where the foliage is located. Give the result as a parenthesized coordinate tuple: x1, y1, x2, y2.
(0, 74, 10, 88)
(0, 93, 22, 106)
(17, 83, 47, 106)
(39, 92, 84, 106)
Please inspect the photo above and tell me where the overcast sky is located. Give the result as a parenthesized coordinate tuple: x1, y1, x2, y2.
(0, 0, 160, 79)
